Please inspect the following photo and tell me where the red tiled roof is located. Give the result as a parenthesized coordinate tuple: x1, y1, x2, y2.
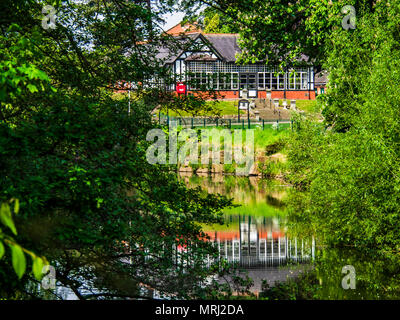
(165, 23, 202, 35)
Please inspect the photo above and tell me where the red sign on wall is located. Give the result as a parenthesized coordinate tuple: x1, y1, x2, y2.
(176, 82, 186, 94)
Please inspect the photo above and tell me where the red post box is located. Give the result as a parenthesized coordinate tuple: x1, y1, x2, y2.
(176, 82, 186, 95)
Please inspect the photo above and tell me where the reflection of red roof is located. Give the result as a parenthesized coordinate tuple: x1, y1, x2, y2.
(272, 231, 285, 239)
(206, 231, 286, 241)
(259, 231, 268, 239)
(206, 231, 240, 241)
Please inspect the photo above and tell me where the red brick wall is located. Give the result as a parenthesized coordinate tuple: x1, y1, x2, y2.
(215, 91, 240, 99)
(270, 91, 316, 100)
(187, 90, 316, 100)
(113, 88, 316, 100)
(186, 91, 240, 99)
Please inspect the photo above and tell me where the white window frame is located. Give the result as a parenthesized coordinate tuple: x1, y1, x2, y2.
(232, 72, 239, 90)
(257, 72, 265, 90)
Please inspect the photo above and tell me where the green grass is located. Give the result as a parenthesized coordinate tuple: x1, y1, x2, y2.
(253, 127, 290, 150)
(279, 99, 320, 114)
(160, 100, 245, 117)
(193, 126, 290, 152)
(174, 125, 290, 154)
(213, 100, 241, 115)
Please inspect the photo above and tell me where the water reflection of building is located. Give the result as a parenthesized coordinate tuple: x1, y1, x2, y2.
(206, 215, 315, 267)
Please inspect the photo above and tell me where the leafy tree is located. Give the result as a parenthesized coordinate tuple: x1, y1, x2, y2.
(204, 13, 221, 33)
(0, 199, 47, 284)
(183, 7, 239, 34)
(286, 4, 400, 254)
(181, 0, 375, 66)
(0, 0, 233, 299)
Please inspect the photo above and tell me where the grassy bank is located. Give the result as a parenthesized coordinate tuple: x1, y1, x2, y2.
(161, 100, 245, 117)
(279, 99, 319, 113)
(175, 126, 290, 178)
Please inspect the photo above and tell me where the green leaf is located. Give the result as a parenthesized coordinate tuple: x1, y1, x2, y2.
(12, 198, 19, 214)
(0, 203, 17, 235)
(10, 244, 26, 279)
(0, 242, 4, 259)
(32, 256, 44, 280)
(27, 84, 38, 93)
(0, 87, 6, 101)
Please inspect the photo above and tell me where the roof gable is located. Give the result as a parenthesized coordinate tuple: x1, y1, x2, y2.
(159, 33, 225, 64)
(165, 33, 240, 64)
(165, 23, 202, 36)
(203, 34, 241, 63)
(155, 32, 310, 65)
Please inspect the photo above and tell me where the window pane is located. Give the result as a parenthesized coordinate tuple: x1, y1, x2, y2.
(212, 73, 218, 90)
(232, 73, 239, 89)
(225, 73, 231, 90)
(240, 74, 247, 89)
(301, 73, 308, 89)
(207, 73, 213, 90)
(265, 73, 271, 89)
(248, 74, 256, 89)
(288, 72, 295, 89)
(258, 73, 265, 89)
(271, 73, 277, 90)
(295, 73, 301, 89)
(278, 74, 285, 90)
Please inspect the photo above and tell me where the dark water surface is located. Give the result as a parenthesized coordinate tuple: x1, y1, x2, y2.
(179, 173, 400, 299)
(52, 174, 400, 299)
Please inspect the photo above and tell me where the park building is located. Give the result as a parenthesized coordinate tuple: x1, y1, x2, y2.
(155, 23, 319, 100)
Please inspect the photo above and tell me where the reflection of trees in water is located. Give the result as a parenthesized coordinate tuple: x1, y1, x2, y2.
(259, 247, 400, 300)
(179, 174, 288, 206)
(283, 190, 400, 299)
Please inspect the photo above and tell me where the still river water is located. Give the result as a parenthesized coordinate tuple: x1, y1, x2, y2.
(55, 173, 400, 299)
(179, 173, 400, 300)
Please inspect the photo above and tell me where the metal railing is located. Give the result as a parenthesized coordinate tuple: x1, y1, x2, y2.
(157, 114, 293, 130)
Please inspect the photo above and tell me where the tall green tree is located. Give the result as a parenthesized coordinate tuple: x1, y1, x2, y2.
(181, 0, 375, 67)
(0, 0, 232, 299)
(201, 8, 239, 33)
(286, 3, 400, 254)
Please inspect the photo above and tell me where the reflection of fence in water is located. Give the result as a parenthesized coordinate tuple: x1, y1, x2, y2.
(204, 215, 315, 268)
(208, 237, 315, 268)
(143, 214, 315, 269)
(142, 238, 314, 272)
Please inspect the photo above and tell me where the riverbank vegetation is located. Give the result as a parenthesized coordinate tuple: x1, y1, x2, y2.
(286, 5, 400, 255)
(174, 125, 290, 178)
(259, 247, 400, 300)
